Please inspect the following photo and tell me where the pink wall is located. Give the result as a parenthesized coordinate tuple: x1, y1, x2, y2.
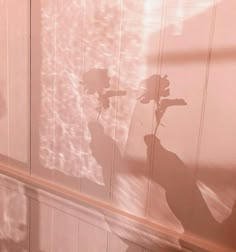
(0, 0, 29, 167)
(0, 0, 236, 251)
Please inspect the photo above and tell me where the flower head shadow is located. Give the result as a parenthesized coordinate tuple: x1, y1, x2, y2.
(138, 74, 187, 132)
(81, 68, 127, 119)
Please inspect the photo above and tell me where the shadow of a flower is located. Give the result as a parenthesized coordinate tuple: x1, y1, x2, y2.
(81, 68, 127, 118)
(81, 68, 110, 95)
(138, 74, 170, 104)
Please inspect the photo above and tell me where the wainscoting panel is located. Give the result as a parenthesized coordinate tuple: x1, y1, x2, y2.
(0, 0, 30, 169)
(1, 0, 236, 251)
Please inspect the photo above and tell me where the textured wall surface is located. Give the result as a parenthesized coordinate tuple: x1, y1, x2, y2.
(0, 0, 236, 251)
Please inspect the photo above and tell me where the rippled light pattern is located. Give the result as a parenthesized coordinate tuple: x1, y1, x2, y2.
(39, 0, 220, 185)
(0, 180, 27, 244)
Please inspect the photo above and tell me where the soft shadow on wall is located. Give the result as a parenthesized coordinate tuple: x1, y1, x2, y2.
(30, 0, 236, 251)
(90, 74, 236, 251)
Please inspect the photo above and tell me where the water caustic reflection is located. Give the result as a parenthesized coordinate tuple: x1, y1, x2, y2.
(0, 181, 28, 252)
(37, 0, 223, 182)
(38, 0, 127, 184)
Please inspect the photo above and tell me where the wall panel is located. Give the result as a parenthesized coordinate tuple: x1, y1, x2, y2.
(78, 221, 108, 252)
(109, 233, 143, 252)
(111, 0, 166, 217)
(0, 0, 8, 162)
(80, 0, 123, 202)
(147, 0, 216, 234)
(30, 200, 52, 252)
(0, 0, 30, 170)
(191, 0, 236, 250)
(2, 0, 236, 251)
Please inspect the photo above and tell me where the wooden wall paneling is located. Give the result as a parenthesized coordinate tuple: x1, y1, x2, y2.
(1, 170, 234, 252)
(51, 207, 79, 252)
(80, 0, 124, 203)
(31, 0, 81, 191)
(30, 200, 79, 252)
(0, 0, 9, 164)
(147, 0, 216, 234)
(51, 0, 85, 191)
(191, 0, 236, 250)
(7, 0, 29, 169)
(78, 220, 108, 252)
(108, 232, 143, 252)
(3, 0, 236, 251)
(111, 0, 166, 218)
(30, 200, 52, 252)
(31, 0, 56, 186)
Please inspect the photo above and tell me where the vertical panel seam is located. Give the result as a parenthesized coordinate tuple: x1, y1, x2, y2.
(77, 219, 80, 252)
(189, 0, 217, 220)
(79, 0, 87, 193)
(106, 232, 110, 252)
(146, 0, 167, 218)
(29, 0, 32, 175)
(28, 197, 31, 252)
(109, 0, 124, 204)
(50, 208, 54, 252)
(52, 0, 57, 184)
(6, 0, 10, 164)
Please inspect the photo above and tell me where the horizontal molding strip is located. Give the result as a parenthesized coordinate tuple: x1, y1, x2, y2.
(0, 164, 233, 252)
